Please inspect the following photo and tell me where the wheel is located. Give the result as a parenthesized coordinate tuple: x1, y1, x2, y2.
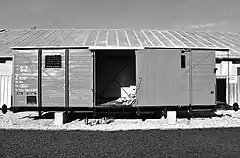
(2, 104, 7, 114)
(233, 102, 239, 112)
(136, 109, 141, 117)
(163, 109, 167, 119)
(38, 111, 42, 118)
(85, 117, 89, 125)
(187, 106, 193, 120)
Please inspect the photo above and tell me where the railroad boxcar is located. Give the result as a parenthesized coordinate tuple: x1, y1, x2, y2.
(1, 29, 239, 122)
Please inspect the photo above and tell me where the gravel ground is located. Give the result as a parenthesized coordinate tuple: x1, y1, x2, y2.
(1, 110, 240, 157)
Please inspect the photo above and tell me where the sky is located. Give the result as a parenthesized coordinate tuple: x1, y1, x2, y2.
(0, 0, 240, 32)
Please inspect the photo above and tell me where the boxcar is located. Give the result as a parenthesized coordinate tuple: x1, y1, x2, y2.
(1, 29, 239, 119)
(2, 46, 236, 119)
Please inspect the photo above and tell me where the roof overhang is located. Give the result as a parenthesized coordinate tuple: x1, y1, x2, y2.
(11, 46, 229, 51)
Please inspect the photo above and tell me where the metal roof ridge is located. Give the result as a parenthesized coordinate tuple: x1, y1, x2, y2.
(1, 28, 239, 34)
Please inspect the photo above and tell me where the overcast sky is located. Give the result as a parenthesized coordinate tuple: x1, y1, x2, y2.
(0, 0, 239, 32)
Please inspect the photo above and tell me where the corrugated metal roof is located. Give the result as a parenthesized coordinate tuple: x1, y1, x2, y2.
(0, 29, 240, 58)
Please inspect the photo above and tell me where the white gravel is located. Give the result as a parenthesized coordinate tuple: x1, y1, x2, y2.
(1, 110, 240, 131)
(2, 110, 240, 158)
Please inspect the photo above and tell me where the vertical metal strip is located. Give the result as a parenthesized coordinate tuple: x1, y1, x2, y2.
(189, 49, 192, 106)
(93, 51, 95, 107)
(65, 49, 70, 111)
(38, 49, 42, 114)
(12, 51, 15, 108)
(228, 50, 230, 105)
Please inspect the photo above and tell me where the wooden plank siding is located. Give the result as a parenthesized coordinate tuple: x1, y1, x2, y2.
(69, 49, 93, 107)
(13, 50, 38, 107)
(41, 50, 65, 107)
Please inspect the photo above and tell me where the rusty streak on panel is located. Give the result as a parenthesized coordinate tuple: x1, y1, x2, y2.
(125, 29, 141, 46)
(84, 30, 98, 46)
(117, 29, 129, 46)
(107, 30, 118, 46)
(95, 30, 108, 46)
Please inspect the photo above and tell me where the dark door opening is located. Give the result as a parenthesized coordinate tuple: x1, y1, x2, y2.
(216, 78, 226, 103)
(95, 50, 136, 105)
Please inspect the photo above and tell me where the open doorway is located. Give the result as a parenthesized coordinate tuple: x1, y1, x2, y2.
(95, 50, 136, 106)
(216, 78, 227, 103)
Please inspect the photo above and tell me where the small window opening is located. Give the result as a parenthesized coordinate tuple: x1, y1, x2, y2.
(27, 96, 37, 104)
(45, 55, 62, 68)
(181, 55, 186, 68)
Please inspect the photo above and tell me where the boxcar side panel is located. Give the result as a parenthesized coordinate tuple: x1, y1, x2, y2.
(69, 49, 93, 107)
(41, 50, 65, 107)
(154, 49, 189, 106)
(136, 49, 155, 106)
(14, 50, 38, 107)
(191, 50, 216, 105)
(136, 49, 189, 106)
